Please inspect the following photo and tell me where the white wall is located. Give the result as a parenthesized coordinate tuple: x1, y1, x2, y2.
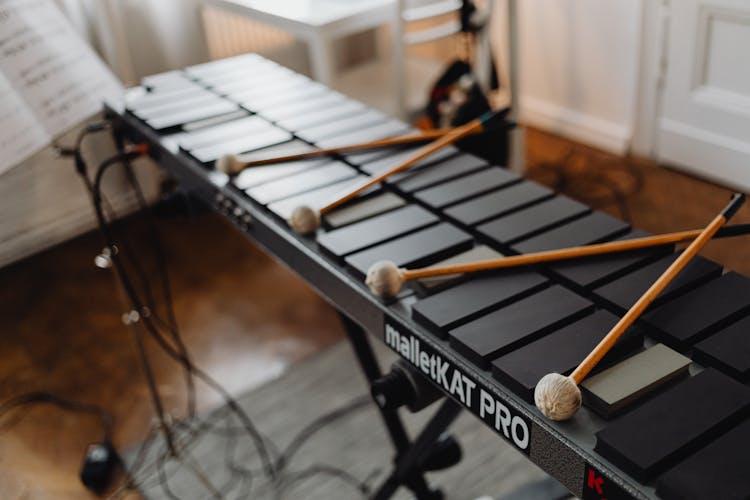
(492, 0, 643, 154)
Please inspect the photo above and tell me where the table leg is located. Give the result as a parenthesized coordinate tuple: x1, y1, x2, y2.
(308, 35, 335, 86)
(338, 312, 459, 500)
(390, 6, 406, 119)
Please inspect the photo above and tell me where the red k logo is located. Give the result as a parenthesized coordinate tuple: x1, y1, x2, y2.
(582, 464, 632, 500)
(587, 469, 606, 497)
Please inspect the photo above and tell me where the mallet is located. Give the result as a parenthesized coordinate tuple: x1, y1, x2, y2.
(216, 128, 461, 175)
(534, 193, 745, 421)
(287, 110, 503, 234)
(366, 221, 750, 299)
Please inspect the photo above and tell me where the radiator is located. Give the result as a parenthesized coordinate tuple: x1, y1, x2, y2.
(201, 6, 297, 60)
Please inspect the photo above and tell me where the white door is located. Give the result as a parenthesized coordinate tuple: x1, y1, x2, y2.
(657, 0, 750, 192)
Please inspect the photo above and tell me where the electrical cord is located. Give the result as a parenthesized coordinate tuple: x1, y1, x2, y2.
(88, 146, 279, 494)
(59, 124, 268, 493)
(59, 125, 384, 498)
(70, 128, 198, 421)
(118, 153, 196, 418)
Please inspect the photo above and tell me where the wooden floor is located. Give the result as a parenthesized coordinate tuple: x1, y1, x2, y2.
(1, 127, 749, 499)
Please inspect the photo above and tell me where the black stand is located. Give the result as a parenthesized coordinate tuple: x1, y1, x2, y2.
(338, 313, 463, 500)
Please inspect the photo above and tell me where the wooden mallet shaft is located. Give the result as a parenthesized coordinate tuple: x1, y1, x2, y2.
(402, 222, 750, 281)
(571, 193, 745, 384)
(227, 129, 459, 169)
(319, 111, 499, 215)
(533, 193, 745, 420)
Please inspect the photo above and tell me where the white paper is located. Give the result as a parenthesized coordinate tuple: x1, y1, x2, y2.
(0, 0, 124, 174)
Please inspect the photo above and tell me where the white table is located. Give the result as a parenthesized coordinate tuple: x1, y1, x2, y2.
(202, 0, 401, 93)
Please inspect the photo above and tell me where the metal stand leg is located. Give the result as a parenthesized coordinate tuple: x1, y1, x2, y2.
(338, 313, 463, 500)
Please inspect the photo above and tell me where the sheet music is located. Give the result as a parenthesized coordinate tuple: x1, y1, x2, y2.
(0, 0, 124, 174)
(0, 71, 49, 173)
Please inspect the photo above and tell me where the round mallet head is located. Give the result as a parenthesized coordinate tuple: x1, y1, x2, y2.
(366, 261, 405, 299)
(215, 154, 244, 175)
(288, 205, 320, 235)
(534, 373, 581, 421)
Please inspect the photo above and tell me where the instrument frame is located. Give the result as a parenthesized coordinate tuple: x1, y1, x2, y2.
(105, 95, 656, 500)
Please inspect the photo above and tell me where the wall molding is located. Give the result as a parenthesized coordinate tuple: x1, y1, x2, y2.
(658, 117, 750, 192)
(520, 96, 632, 155)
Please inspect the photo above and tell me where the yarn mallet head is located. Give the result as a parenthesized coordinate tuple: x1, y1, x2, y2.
(365, 261, 405, 299)
(215, 154, 244, 175)
(534, 373, 581, 421)
(534, 193, 745, 421)
(288, 205, 320, 235)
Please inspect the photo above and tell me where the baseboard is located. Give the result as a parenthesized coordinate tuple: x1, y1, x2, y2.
(519, 96, 632, 155)
(658, 118, 750, 193)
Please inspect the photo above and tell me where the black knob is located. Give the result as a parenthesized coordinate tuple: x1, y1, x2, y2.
(371, 360, 443, 412)
(417, 433, 462, 472)
(371, 369, 416, 411)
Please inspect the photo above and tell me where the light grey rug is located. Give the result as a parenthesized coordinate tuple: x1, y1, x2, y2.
(124, 339, 554, 499)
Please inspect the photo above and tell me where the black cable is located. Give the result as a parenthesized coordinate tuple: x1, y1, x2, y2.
(0, 391, 113, 444)
(62, 128, 194, 495)
(113, 145, 196, 419)
(278, 464, 370, 498)
(68, 129, 383, 498)
(86, 150, 180, 460)
(88, 149, 278, 482)
(276, 395, 371, 470)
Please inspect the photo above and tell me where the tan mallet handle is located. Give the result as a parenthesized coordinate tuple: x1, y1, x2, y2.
(319, 112, 496, 215)
(401, 223, 750, 281)
(231, 129, 460, 169)
(570, 193, 745, 384)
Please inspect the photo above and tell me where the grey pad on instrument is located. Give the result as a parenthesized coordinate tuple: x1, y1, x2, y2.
(581, 343, 690, 418)
(415, 245, 504, 292)
(323, 192, 406, 229)
(492, 310, 643, 402)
